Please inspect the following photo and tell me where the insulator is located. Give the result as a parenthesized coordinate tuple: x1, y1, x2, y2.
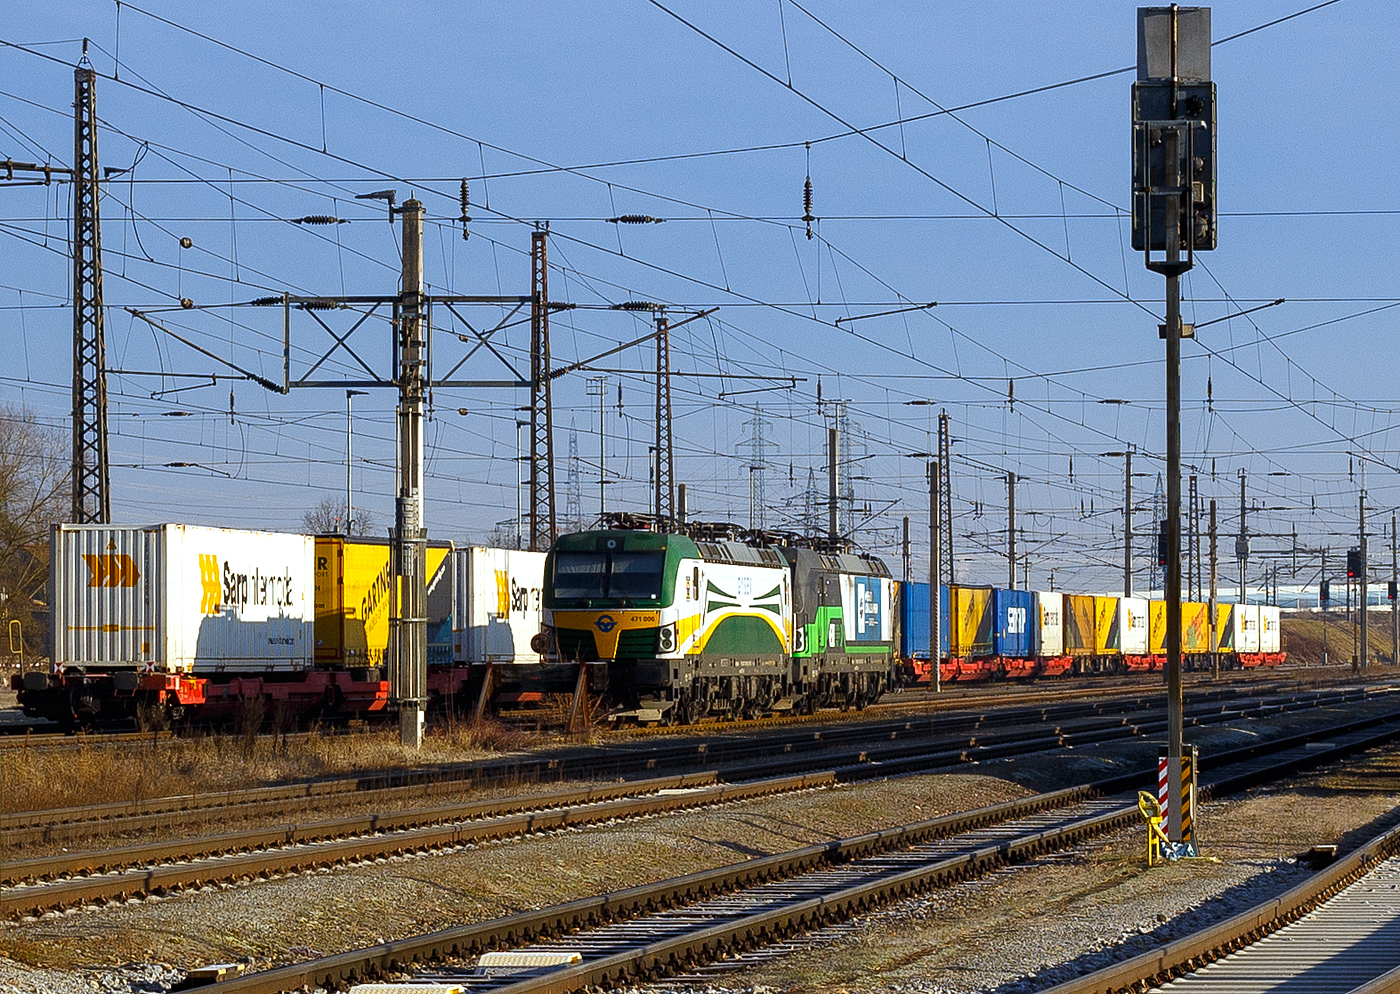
(802, 175, 815, 240)
(180, 298, 194, 309)
(609, 214, 664, 225)
(178, 236, 193, 249)
(548, 301, 578, 311)
(297, 298, 342, 311)
(291, 215, 345, 225)
(459, 179, 471, 241)
(249, 296, 281, 307)
(617, 300, 658, 311)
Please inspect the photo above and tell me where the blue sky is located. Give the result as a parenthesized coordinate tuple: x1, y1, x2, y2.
(2, 1, 1396, 596)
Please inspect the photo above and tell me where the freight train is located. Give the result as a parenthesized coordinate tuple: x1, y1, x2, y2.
(535, 526, 1285, 724)
(16, 521, 1286, 730)
(14, 524, 551, 729)
(898, 583, 1284, 684)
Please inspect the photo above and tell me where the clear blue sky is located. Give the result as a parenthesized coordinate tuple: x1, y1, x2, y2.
(2, 1, 1395, 596)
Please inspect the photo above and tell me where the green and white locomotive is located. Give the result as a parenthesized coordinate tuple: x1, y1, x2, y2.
(537, 528, 896, 723)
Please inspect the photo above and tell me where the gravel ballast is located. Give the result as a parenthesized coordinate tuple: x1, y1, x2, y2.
(2, 692, 1398, 994)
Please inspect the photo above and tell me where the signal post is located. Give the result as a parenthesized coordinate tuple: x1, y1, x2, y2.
(1132, 6, 1215, 853)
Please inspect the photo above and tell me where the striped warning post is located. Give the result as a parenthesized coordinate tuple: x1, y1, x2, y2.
(1158, 750, 1170, 823)
(1181, 746, 1196, 845)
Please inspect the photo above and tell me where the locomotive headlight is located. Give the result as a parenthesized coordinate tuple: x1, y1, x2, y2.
(530, 628, 552, 655)
(656, 623, 676, 654)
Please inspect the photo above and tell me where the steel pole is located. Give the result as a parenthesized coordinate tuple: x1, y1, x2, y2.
(1360, 491, 1368, 670)
(346, 391, 353, 534)
(902, 516, 911, 583)
(828, 426, 839, 542)
(1209, 499, 1219, 680)
(1239, 472, 1247, 605)
(1124, 450, 1133, 597)
(1007, 470, 1016, 590)
(1164, 128, 1185, 846)
(1392, 516, 1397, 665)
(930, 460, 941, 694)
(394, 198, 428, 749)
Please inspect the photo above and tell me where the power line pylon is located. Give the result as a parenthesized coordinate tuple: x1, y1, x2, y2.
(72, 45, 109, 523)
(565, 423, 582, 533)
(743, 406, 777, 529)
(654, 312, 674, 530)
(529, 228, 556, 551)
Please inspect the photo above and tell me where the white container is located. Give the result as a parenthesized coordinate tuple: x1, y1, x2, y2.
(1120, 597, 1150, 655)
(1237, 603, 1262, 654)
(52, 523, 314, 673)
(1036, 591, 1064, 656)
(453, 547, 548, 665)
(1259, 605, 1281, 654)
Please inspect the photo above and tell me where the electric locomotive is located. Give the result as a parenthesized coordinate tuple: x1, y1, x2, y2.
(535, 527, 898, 723)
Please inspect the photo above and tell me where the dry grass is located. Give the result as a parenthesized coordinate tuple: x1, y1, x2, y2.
(1282, 615, 1397, 666)
(0, 720, 554, 815)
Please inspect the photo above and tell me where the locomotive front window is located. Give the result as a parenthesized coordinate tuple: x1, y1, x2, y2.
(553, 552, 607, 600)
(607, 552, 664, 600)
(553, 550, 665, 603)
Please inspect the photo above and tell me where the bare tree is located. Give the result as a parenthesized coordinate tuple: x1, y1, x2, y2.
(302, 495, 377, 536)
(0, 404, 70, 662)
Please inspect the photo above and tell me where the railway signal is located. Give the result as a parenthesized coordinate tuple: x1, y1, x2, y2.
(1133, 4, 1212, 855)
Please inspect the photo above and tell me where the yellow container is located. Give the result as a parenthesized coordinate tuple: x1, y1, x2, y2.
(314, 537, 452, 667)
(949, 585, 994, 658)
(1149, 601, 1212, 656)
(1063, 594, 1096, 655)
(1094, 596, 1121, 655)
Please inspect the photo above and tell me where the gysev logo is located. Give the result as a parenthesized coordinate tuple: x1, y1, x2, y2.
(594, 614, 617, 633)
(82, 553, 141, 588)
(199, 554, 221, 614)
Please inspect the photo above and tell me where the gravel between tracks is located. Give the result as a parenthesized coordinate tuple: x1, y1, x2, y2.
(2, 690, 1399, 994)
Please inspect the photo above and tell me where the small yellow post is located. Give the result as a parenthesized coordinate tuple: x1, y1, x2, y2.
(1138, 791, 1169, 866)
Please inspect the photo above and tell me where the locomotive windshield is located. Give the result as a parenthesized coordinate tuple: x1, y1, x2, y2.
(553, 550, 665, 604)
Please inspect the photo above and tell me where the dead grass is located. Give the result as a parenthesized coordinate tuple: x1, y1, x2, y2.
(0, 720, 555, 815)
(1282, 615, 1398, 665)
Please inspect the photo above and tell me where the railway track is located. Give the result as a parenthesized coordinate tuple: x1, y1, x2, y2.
(5, 687, 1397, 921)
(0, 667, 1363, 748)
(1038, 826, 1400, 994)
(184, 710, 1400, 994)
(4, 684, 1380, 851)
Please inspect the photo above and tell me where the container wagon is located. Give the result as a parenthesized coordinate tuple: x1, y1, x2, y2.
(448, 546, 554, 707)
(18, 523, 389, 728)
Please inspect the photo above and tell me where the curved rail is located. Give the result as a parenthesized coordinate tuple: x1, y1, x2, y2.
(149, 712, 1400, 994)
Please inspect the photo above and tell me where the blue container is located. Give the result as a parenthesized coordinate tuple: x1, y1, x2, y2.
(993, 588, 1035, 658)
(899, 581, 949, 660)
